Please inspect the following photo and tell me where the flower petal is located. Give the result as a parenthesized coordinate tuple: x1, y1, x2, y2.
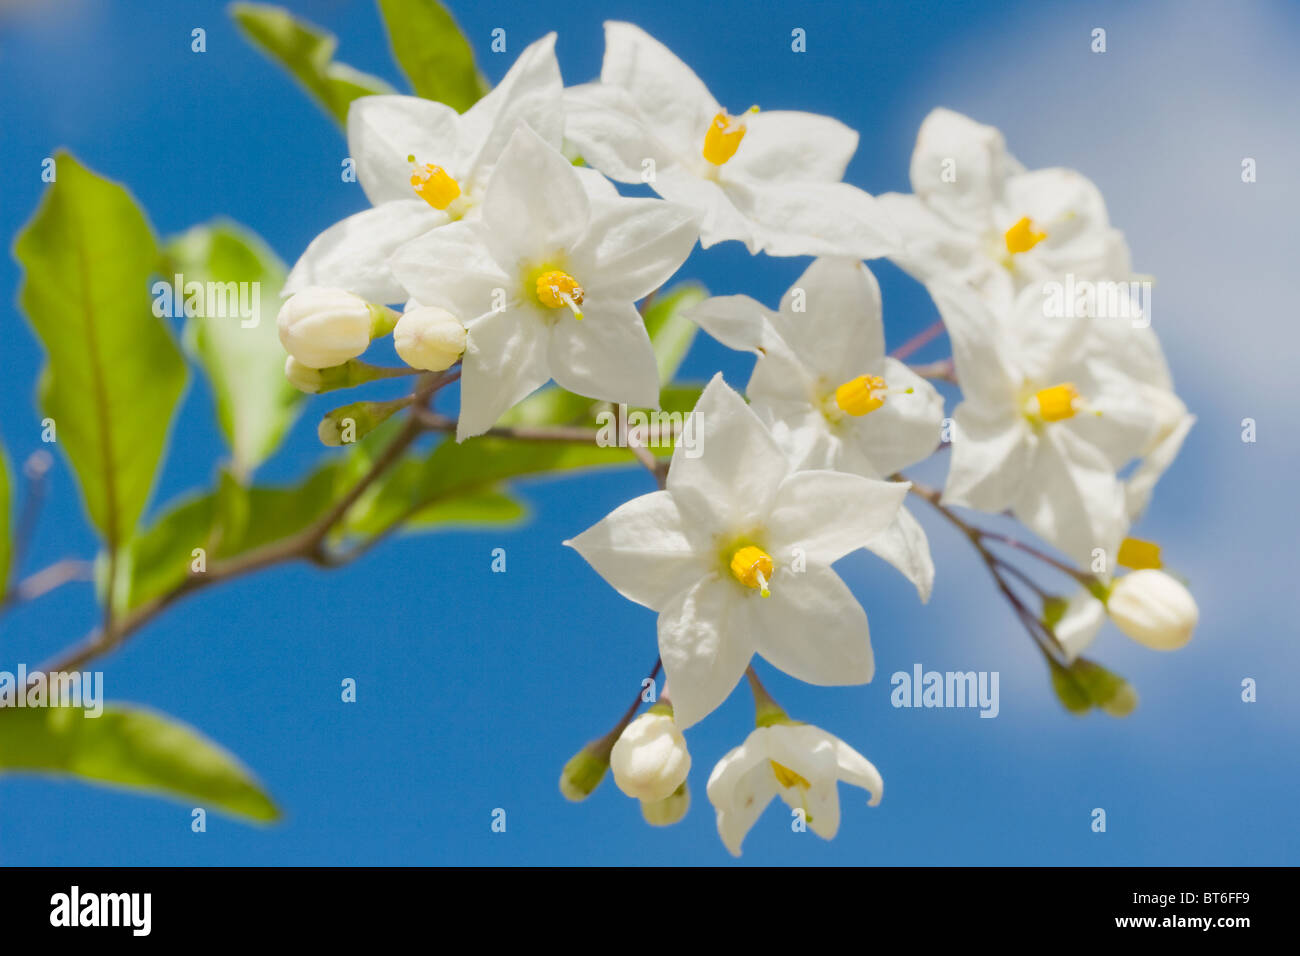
(348, 95, 463, 206)
(766, 470, 909, 564)
(864, 505, 935, 603)
(1055, 589, 1106, 661)
(724, 179, 901, 258)
(943, 404, 1032, 514)
(682, 293, 777, 353)
(457, 306, 552, 440)
(600, 21, 719, 158)
(657, 576, 753, 729)
(286, 200, 444, 304)
(706, 742, 778, 857)
(546, 298, 661, 409)
(666, 374, 790, 533)
(459, 33, 563, 175)
(482, 125, 590, 266)
(908, 107, 1013, 234)
(726, 110, 857, 183)
(569, 197, 700, 302)
(388, 219, 509, 314)
(771, 258, 884, 384)
(748, 563, 874, 685)
(563, 82, 678, 183)
(565, 490, 710, 611)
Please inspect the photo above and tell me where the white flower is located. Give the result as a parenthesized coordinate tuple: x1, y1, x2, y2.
(284, 34, 565, 304)
(1107, 569, 1197, 650)
(879, 108, 1131, 306)
(564, 22, 900, 258)
(390, 125, 699, 439)
(276, 286, 395, 368)
(687, 257, 944, 600)
(393, 305, 466, 371)
(706, 722, 882, 856)
(610, 711, 691, 802)
(933, 280, 1185, 565)
(565, 375, 910, 728)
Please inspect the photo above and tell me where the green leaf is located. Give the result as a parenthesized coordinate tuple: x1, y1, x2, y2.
(643, 282, 707, 384)
(165, 221, 302, 479)
(230, 2, 395, 126)
(0, 703, 279, 823)
(0, 442, 11, 591)
(15, 152, 187, 552)
(376, 0, 487, 111)
(1049, 657, 1138, 717)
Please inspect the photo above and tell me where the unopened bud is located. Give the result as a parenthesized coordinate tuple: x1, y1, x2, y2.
(641, 782, 690, 826)
(610, 711, 691, 802)
(277, 287, 397, 369)
(317, 398, 410, 446)
(393, 306, 466, 371)
(1106, 569, 1197, 650)
(559, 744, 609, 802)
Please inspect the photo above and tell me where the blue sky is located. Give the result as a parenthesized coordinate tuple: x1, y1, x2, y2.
(0, 0, 1296, 864)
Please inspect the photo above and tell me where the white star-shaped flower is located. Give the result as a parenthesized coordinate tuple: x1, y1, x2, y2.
(284, 34, 566, 304)
(565, 375, 910, 728)
(934, 280, 1185, 565)
(563, 22, 900, 258)
(390, 125, 699, 439)
(687, 258, 945, 600)
(880, 108, 1131, 307)
(706, 722, 883, 856)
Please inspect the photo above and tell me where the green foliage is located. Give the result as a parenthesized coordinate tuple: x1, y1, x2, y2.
(643, 282, 707, 384)
(1049, 657, 1138, 717)
(15, 153, 187, 554)
(230, 2, 394, 125)
(166, 221, 302, 479)
(0, 703, 279, 823)
(376, 0, 487, 111)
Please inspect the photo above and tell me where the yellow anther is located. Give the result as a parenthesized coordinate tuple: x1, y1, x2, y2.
(1004, 215, 1048, 254)
(834, 374, 889, 417)
(1118, 537, 1163, 570)
(702, 107, 758, 166)
(535, 270, 586, 319)
(729, 545, 773, 597)
(408, 154, 461, 210)
(1033, 383, 1081, 422)
(770, 760, 811, 790)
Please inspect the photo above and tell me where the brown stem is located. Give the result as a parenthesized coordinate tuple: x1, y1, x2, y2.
(890, 318, 946, 361)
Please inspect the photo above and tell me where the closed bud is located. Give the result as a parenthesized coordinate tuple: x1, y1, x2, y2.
(610, 711, 691, 802)
(641, 782, 690, 826)
(317, 398, 410, 446)
(393, 306, 467, 372)
(277, 287, 397, 369)
(285, 356, 414, 395)
(1106, 569, 1197, 650)
(559, 745, 609, 802)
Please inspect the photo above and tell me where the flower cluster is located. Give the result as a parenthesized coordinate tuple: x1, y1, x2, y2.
(276, 23, 1196, 856)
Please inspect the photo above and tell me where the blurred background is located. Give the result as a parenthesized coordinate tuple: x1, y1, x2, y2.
(0, 0, 1295, 864)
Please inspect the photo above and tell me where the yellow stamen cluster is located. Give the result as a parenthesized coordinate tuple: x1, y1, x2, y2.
(702, 107, 758, 166)
(408, 154, 461, 210)
(835, 374, 889, 417)
(729, 545, 773, 597)
(1004, 216, 1048, 254)
(1117, 537, 1163, 570)
(535, 270, 586, 319)
(1033, 383, 1081, 422)
(770, 760, 811, 790)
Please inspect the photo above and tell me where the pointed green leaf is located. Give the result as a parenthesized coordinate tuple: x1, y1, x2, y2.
(0, 703, 280, 823)
(643, 282, 707, 384)
(15, 152, 187, 550)
(377, 0, 487, 111)
(165, 221, 302, 479)
(231, 2, 395, 126)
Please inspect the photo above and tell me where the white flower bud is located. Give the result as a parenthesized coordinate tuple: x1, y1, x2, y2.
(610, 712, 691, 802)
(641, 783, 690, 826)
(393, 306, 467, 371)
(284, 356, 327, 394)
(277, 287, 386, 369)
(1107, 569, 1198, 650)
